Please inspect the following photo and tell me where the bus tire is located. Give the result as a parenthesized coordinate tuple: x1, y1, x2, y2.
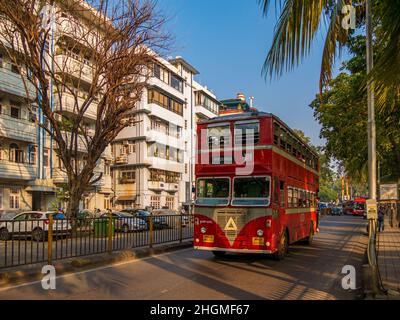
(273, 230, 288, 261)
(304, 223, 314, 245)
(212, 251, 226, 257)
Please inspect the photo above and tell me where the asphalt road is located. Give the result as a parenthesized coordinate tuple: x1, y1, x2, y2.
(0, 215, 368, 300)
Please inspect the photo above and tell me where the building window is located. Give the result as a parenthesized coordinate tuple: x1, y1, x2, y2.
(171, 74, 183, 92)
(104, 163, 110, 176)
(150, 196, 161, 210)
(148, 88, 183, 116)
(128, 143, 135, 154)
(120, 171, 135, 184)
(29, 145, 36, 165)
(104, 197, 110, 210)
(9, 188, 20, 209)
(43, 149, 49, 167)
(185, 164, 188, 174)
(184, 120, 188, 130)
(9, 143, 24, 163)
(10, 106, 20, 119)
(166, 196, 174, 209)
(11, 64, 19, 74)
(0, 188, 3, 210)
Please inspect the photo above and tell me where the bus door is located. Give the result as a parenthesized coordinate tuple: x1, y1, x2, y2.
(274, 177, 288, 242)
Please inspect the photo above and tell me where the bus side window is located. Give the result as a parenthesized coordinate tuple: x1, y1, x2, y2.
(280, 181, 285, 208)
(288, 187, 293, 208)
(273, 176, 279, 205)
(293, 189, 298, 207)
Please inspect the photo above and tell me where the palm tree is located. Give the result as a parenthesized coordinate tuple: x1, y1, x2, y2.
(259, 0, 400, 97)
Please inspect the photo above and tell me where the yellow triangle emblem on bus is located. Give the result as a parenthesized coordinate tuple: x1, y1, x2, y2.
(224, 217, 238, 231)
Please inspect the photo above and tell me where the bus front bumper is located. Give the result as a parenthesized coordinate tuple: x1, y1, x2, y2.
(194, 246, 273, 254)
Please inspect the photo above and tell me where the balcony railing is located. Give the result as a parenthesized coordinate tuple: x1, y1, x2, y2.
(0, 113, 37, 143)
(0, 159, 36, 181)
(54, 92, 98, 120)
(54, 54, 93, 84)
(0, 67, 36, 98)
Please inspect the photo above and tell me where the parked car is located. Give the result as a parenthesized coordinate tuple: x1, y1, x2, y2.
(0, 211, 71, 242)
(152, 209, 189, 228)
(331, 207, 343, 216)
(121, 209, 168, 230)
(101, 211, 147, 233)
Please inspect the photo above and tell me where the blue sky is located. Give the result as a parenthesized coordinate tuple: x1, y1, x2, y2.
(157, 0, 347, 147)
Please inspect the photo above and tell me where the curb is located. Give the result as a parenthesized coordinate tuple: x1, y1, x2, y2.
(0, 240, 193, 287)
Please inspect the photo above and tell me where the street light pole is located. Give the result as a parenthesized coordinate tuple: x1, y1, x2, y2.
(366, 0, 376, 202)
(365, 0, 382, 296)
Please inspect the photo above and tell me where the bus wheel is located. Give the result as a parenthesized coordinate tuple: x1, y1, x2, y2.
(273, 231, 288, 261)
(304, 223, 314, 245)
(212, 251, 226, 257)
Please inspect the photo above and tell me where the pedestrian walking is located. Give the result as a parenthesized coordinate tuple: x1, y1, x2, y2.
(388, 204, 394, 228)
(378, 205, 385, 232)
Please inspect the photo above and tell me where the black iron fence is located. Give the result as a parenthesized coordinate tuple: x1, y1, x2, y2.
(0, 214, 194, 269)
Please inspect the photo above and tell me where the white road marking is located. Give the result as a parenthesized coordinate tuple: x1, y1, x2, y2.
(0, 247, 193, 292)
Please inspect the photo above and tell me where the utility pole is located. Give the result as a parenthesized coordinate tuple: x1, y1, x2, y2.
(366, 0, 376, 201)
(365, 0, 382, 296)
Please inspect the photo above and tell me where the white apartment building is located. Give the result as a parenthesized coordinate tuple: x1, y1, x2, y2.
(0, 1, 112, 213)
(112, 56, 220, 211)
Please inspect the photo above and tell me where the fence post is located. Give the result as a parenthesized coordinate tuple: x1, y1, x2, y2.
(108, 212, 113, 254)
(149, 215, 153, 248)
(179, 214, 183, 243)
(47, 215, 54, 265)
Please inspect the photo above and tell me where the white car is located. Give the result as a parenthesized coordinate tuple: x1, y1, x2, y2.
(0, 211, 72, 242)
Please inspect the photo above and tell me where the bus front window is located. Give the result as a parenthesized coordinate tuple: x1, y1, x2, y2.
(196, 178, 230, 206)
(232, 176, 271, 206)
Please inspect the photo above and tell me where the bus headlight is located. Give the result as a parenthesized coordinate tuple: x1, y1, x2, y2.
(201, 227, 207, 234)
(257, 229, 264, 237)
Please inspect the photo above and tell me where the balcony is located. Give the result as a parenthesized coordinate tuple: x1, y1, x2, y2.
(54, 54, 93, 84)
(0, 160, 36, 181)
(57, 17, 105, 52)
(54, 92, 98, 120)
(0, 114, 37, 143)
(195, 104, 219, 120)
(0, 67, 36, 98)
(146, 130, 182, 149)
(53, 168, 67, 184)
(53, 131, 89, 153)
(148, 181, 166, 191)
(144, 103, 184, 127)
(145, 156, 184, 173)
(95, 175, 112, 193)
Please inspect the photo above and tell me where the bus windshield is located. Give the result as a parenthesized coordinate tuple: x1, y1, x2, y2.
(196, 178, 230, 206)
(232, 176, 271, 206)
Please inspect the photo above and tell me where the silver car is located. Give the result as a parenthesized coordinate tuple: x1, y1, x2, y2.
(0, 211, 72, 242)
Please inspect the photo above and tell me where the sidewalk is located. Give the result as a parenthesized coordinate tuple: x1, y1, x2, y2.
(377, 224, 400, 295)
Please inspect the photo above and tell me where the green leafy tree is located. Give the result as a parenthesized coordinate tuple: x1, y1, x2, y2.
(310, 35, 400, 185)
(293, 129, 340, 202)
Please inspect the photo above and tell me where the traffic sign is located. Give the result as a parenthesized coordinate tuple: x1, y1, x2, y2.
(366, 199, 377, 220)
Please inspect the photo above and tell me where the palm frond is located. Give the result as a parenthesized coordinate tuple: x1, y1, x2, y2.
(262, 0, 330, 80)
(320, 0, 349, 90)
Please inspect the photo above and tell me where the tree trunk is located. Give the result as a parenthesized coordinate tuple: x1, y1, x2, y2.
(67, 183, 82, 219)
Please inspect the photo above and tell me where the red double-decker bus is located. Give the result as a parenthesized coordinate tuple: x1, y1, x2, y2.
(194, 111, 320, 260)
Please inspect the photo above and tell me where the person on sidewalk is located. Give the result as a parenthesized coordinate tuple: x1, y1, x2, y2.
(378, 205, 385, 232)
